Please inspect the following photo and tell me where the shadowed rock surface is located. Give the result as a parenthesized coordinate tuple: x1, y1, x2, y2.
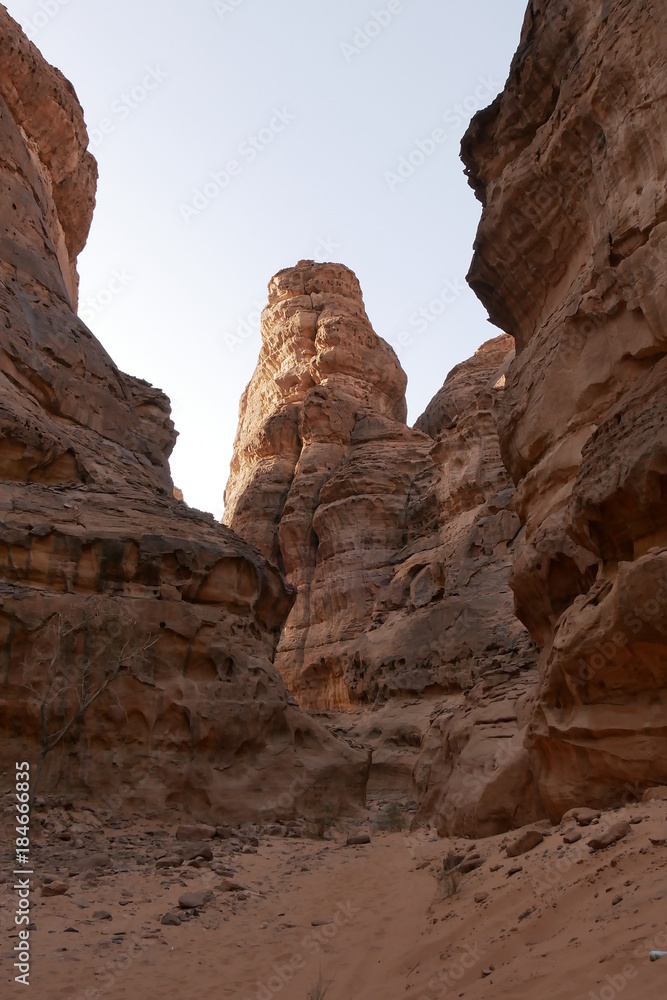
(0, 7, 368, 822)
(5, 0, 666, 843)
(463, 0, 667, 817)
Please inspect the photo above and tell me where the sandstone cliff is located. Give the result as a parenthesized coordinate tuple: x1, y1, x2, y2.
(224, 261, 411, 708)
(463, 0, 667, 817)
(12, 0, 665, 841)
(0, 7, 368, 822)
(224, 261, 539, 832)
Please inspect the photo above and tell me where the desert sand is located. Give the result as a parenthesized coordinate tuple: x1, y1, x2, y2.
(3, 795, 667, 999)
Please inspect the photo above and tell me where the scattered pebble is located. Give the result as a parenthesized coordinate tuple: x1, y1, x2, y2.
(219, 880, 246, 893)
(642, 787, 667, 803)
(178, 890, 213, 910)
(176, 824, 216, 841)
(588, 821, 631, 852)
(41, 880, 69, 897)
(562, 808, 601, 827)
(181, 843, 214, 862)
(506, 830, 544, 858)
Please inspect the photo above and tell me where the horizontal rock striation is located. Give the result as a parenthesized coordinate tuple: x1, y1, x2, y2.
(225, 261, 538, 833)
(463, 0, 667, 817)
(0, 7, 368, 822)
(224, 260, 411, 708)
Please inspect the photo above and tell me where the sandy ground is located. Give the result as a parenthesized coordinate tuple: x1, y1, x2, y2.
(2, 798, 667, 999)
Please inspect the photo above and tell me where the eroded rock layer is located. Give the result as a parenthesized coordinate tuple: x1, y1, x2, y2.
(0, 8, 368, 822)
(224, 261, 410, 708)
(225, 262, 539, 833)
(463, 0, 667, 817)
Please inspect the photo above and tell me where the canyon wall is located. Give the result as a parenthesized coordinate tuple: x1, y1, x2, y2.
(9, 0, 666, 837)
(224, 261, 539, 833)
(0, 7, 368, 822)
(463, 0, 667, 817)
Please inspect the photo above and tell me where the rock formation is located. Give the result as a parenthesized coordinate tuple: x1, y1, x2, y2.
(224, 260, 539, 833)
(10, 0, 666, 841)
(463, 0, 667, 818)
(0, 7, 368, 822)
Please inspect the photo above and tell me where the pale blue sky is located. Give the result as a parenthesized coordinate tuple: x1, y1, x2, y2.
(7, 0, 527, 518)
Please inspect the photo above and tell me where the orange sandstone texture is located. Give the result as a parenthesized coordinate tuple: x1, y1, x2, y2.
(0, 7, 368, 822)
(224, 260, 539, 834)
(463, 0, 667, 817)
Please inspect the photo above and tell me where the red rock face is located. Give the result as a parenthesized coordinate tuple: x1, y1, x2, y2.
(225, 261, 540, 834)
(13, 0, 665, 836)
(0, 9, 368, 822)
(0, 9, 96, 312)
(224, 261, 410, 708)
(463, 0, 667, 817)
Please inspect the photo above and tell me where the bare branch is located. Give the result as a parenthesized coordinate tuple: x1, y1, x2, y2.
(23, 598, 158, 808)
